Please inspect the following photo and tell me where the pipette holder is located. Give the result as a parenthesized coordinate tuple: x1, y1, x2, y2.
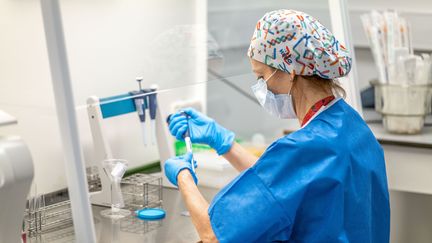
(86, 86, 175, 206)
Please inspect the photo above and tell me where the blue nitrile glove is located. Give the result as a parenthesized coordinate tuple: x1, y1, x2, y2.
(168, 108, 235, 155)
(164, 153, 198, 187)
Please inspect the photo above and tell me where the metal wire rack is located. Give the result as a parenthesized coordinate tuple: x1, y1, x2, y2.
(24, 173, 163, 238)
(119, 173, 164, 234)
(86, 166, 102, 193)
(25, 197, 73, 238)
(120, 210, 163, 235)
(28, 227, 75, 243)
(121, 173, 163, 210)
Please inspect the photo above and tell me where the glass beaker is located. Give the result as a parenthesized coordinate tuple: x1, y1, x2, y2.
(100, 159, 131, 219)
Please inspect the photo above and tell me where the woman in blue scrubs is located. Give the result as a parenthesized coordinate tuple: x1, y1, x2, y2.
(164, 9, 390, 243)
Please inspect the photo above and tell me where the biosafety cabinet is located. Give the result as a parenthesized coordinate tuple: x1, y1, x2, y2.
(1, 0, 432, 242)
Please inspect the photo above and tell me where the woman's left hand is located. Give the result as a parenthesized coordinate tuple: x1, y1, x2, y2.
(164, 153, 198, 187)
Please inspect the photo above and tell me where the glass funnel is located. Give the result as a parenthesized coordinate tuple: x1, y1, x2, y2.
(100, 159, 131, 220)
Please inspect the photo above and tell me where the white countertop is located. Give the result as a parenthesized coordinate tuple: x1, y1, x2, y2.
(364, 109, 432, 148)
(368, 123, 432, 146)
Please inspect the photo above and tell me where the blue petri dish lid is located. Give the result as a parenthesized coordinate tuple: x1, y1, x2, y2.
(135, 208, 166, 220)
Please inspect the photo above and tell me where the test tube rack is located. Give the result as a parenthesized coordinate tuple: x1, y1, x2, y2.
(23, 173, 162, 239)
(25, 197, 73, 238)
(121, 173, 163, 210)
(120, 173, 164, 235)
(120, 215, 163, 235)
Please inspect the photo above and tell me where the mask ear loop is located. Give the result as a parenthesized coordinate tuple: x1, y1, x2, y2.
(288, 74, 297, 116)
(265, 69, 278, 83)
(287, 74, 296, 96)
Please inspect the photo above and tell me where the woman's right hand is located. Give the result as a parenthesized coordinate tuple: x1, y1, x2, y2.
(168, 108, 235, 155)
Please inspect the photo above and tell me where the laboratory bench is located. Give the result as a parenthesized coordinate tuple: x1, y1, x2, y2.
(364, 109, 432, 195)
(28, 186, 218, 243)
(369, 123, 432, 195)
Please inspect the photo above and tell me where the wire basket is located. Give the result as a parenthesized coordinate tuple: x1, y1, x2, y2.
(25, 197, 73, 238)
(31, 227, 75, 243)
(120, 174, 164, 235)
(121, 173, 163, 210)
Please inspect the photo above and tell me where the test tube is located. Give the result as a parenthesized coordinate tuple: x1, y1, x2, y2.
(166, 112, 196, 173)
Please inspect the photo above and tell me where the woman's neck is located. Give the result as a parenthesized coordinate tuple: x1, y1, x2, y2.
(292, 78, 333, 124)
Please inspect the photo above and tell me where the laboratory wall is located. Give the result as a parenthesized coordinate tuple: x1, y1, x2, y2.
(0, 0, 206, 193)
(207, 0, 432, 91)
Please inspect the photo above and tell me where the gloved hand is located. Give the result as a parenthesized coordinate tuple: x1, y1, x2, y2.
(164, 153, 198, 187)
(168, 108, 235, 155)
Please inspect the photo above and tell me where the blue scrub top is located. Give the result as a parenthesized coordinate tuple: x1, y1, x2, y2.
(208, 99, 390, 243)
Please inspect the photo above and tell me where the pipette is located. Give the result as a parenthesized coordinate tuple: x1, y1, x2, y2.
(130, 77, 148, 146)
(166, 112, 196, 173)
(145, 86, 158, 145)
(180, 112, 196, 173)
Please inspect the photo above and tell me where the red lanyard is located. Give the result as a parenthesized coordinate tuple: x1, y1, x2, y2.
(301, 95, 335, 126)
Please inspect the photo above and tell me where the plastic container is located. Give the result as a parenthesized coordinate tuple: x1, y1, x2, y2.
(374, 83, 432, 134)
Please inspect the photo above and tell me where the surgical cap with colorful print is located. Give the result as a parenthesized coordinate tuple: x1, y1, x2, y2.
(248, 9, 352, 79)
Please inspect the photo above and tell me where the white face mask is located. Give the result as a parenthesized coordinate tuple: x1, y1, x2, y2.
(251, 70, 297, 119)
